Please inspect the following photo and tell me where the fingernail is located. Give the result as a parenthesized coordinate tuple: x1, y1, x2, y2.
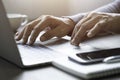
(15, 36, 18, 40)
(70, 40, 79, 46)
(15, 32, 19, 36)
(40, 36, 46, 41)
(15, 36, 20, 41)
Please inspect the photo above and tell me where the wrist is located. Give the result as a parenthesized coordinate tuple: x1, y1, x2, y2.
(63, 13, 86, 24)
(62, 16, 76, 36)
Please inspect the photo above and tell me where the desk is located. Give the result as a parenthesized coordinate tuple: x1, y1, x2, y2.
(0, 58, 120, 80)
(1, 34, 120, 80)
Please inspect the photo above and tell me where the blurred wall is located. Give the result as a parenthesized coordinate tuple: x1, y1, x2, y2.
(3, 0, 70, 20)
(69, 0, 114, 15)
(3, 0, 114, 20)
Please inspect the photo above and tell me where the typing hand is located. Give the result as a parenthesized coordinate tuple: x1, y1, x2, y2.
(71, 12, 120, 46)
(15, 15, 75, 45)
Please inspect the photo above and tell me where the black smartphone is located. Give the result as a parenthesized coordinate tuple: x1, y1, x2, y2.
(69, 48, 120, 64)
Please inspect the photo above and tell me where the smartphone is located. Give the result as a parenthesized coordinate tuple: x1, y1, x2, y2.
(69, 48, 120, 64)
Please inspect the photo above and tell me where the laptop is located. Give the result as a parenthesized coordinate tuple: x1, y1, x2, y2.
(0, 0, 70, 68)
(1, 1, 120, 79)
(0, 0, 95, 68)
(1, 0, 95, 68)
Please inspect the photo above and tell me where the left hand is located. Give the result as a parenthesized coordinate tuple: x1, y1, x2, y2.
(71, 12, 120, 46)
(15, 15, 75, 45)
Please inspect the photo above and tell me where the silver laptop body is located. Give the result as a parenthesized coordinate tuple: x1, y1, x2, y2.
(0, 0, 66, 68)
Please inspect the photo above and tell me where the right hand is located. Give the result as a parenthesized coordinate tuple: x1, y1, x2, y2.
(15, 15, 75, 45)
(71, 12, 120, 46)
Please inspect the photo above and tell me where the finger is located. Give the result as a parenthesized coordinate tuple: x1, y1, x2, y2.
(22, 19, 40, 44)
(71, 15, 92, 40)
(40, 30, 55, 42)
(87, 17, 108, 37)
(71, 15, 102, 46)
(15, 19, 40, 42)
(40, 25, 66, 42)
(15, 32, 19, 36)
(71, 26, 87, 46)
(71, 12, 100, 39)
(29, 19, 50, 45)
(15, 27, 26, 41)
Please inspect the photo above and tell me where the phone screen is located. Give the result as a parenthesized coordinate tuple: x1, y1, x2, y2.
(76, 48, 120, 61)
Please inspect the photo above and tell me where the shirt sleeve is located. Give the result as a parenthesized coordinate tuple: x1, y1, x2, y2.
(68, 0, 120, 23)
(94, 0, 120, 13)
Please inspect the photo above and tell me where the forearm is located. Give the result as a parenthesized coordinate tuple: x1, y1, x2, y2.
(69, 0, 120, 23)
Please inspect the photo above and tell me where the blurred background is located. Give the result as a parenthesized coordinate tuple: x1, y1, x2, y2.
(3, 0, 114, 21)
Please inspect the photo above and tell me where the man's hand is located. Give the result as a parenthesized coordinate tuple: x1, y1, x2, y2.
(71, 12, 120, 46)
(15, 15, 75, 45)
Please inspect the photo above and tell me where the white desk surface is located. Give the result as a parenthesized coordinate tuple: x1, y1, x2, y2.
(1, 34, 120, 80)
(0, 58, 120, 80)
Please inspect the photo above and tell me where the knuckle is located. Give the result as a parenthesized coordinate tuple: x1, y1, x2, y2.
(97, 21, 105, 27)
(44, 15, 51, 19)
(75, 22, 81, 29)
(43, 15, 52, 21)
(89, 12, 98, 17)
(97, 23, 101, 26)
